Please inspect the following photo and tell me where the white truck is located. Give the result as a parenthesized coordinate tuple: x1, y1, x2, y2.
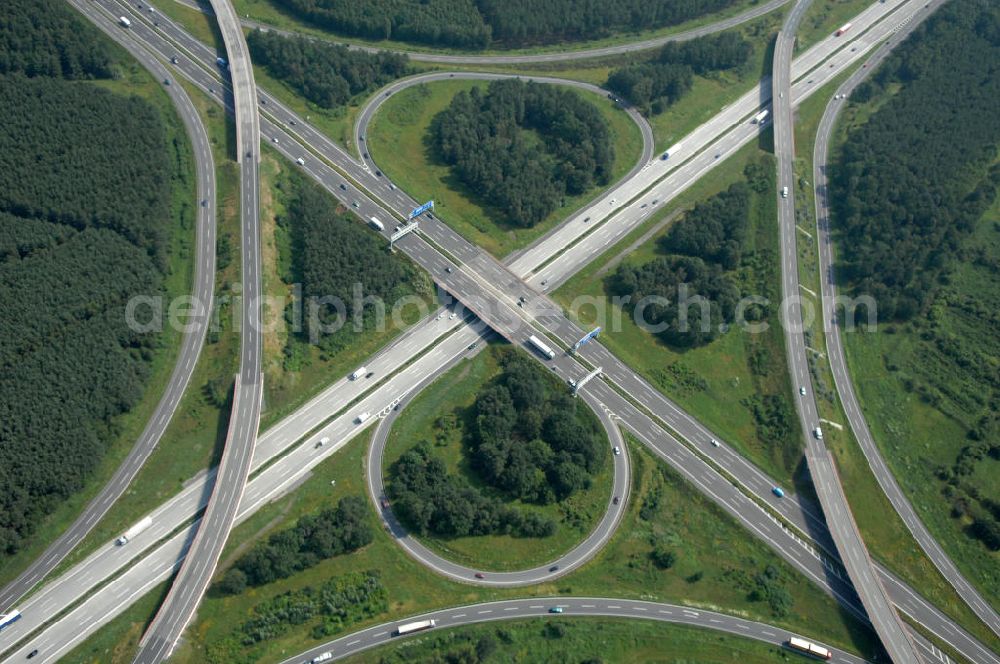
(311, 653, 333, 664)
(350, 366, 366, 380)
(119, 16, 131, 27)
(369, 217, 384, 232)
(752, 109, 769, 124)
(116, 516, 152, 545)
(355, 411, 371, 424)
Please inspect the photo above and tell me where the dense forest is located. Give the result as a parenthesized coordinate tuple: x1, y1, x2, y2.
(0, 0, 115, 78)
(218, 496, 372, 594)
(468, 350, 606, 502)
(606, 32, 753, 114)
(834, 0, 1000, 321)
(272, 0, 741, 49)
(390, 443, 558, 539)
(432, 79, 613, 228)
(281, 177, 423, 355)
(612, 183, 751, 347)
(833, 0, 1000, 556)
(0, 0, 177, 557)
(389, 347, 607, 540)
(247, 30, 411, 109)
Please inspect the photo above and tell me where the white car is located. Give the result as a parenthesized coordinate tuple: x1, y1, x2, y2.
(613, 446, 621, 456)
(449, 313, 457, 320)
(710, 438, 720, 447)
(800, 386, 807, 396)
(814, 427, 823, 440)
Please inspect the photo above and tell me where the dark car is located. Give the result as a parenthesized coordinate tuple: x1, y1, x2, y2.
(474, 572, 485, 579)
(27, 651, 38, 660)
(201, 199, 208, 207)
(380, 497, 390, 509)
(365, 372, 374, 379)
(549, 565, 559, 573)
(339, 183, 347, 190)
(613, 496, 620, 505)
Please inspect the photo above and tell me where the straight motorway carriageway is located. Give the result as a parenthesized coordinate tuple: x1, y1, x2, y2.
(5, 1, 997, 662)
(130, 0, 263, 660)
(811, 0, 1000, 641)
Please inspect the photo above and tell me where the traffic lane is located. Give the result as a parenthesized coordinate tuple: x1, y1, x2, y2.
(131, 0, 263, 655)
(279, 597, 865, 664)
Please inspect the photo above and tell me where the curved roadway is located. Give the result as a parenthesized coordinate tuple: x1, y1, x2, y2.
(131, 0, 262, 661)
(811, 0, 1000, 638)
(281, 597, 868, 664)
(366, 348, 630, 586)
(354, 71, 654, 173)
(0, 0, 217, 615)
(174, 0, 791, 64)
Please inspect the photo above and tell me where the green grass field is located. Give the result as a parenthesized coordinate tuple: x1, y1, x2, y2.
(380, 343, 614, 571)
(367, 78, 644, 258)
(64, 428, 871, 663)
(338, 618, 806, 664)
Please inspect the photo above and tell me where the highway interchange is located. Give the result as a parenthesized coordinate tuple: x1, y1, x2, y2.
(0, 0, 997, 662)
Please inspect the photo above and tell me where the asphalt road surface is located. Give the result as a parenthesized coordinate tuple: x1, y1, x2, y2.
(366, 351, 631, 586)
(353, 71, 654, 173)
(174, 0, 792, 64)
(811, 0, 1000, 640)
(0, 0, 218, 615)
(281, 597, 876, 664)
(130, 0, 263, 661)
